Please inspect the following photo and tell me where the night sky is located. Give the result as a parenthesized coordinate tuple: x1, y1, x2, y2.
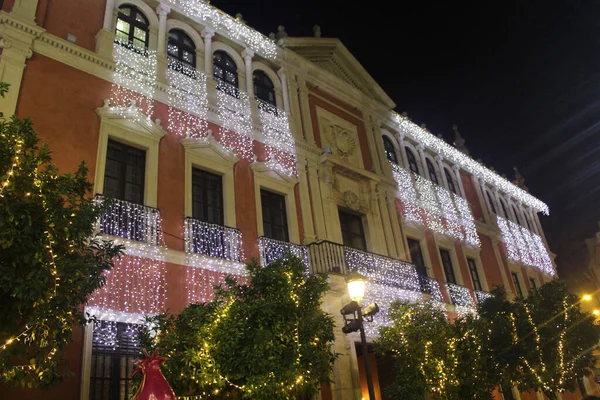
(215, 0, 600, 281)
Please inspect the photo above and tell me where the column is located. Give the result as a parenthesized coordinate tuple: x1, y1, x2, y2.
(397, 133, 411, 171)
(452, 165, 467, 198)
(242, 48, 254, 96)
(307, 160, 327, 240)
(417, 144, 427, 178)
(11, 0, 39, 22)
(277, 68, 290, 113)
(102, 0, 115, 30)
(297, 76, 316, 146)
(386, 189, 407, 260)
(201, 27, 215, 75)
(297, 157, 316, 244)
(286, 74, 304, 140)
(95, 0, 116, 56)
(471, 175, 491, 223)
(365, 116, 383, 174)
(377, 186, 398, 258)
(435, 155, 450, 189)
(478, 179, 494, 223)
(156, 3, 170, 56)
(0, 31, 33, 116)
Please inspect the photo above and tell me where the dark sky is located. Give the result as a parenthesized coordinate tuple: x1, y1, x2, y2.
(215, 0, 600, 277)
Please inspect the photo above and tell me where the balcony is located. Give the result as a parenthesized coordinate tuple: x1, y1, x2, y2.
(445, 282, 476, 309)
(474, 290, 493, 304)
(96, 196, 162, 246)
(258, 236, 309, 267)
(184, 218, 243, 262)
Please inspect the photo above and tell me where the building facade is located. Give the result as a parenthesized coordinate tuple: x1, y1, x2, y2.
(0, 1, 574, 399)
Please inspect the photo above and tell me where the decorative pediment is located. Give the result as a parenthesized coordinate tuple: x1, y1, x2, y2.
(180, 130, 239, 165)
(250, 161, 298, 187)
(96, 99, 166, 141)
(281, 37, 395, 108)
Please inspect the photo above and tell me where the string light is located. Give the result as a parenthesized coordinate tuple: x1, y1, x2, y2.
(96, 197, 163, 246)
(392, 113, 549, 215)
(166, 59, 208, 138)
(165, 0, 278, 59)
(258, 237, 309, 267)
(391, 162, 423, 224)
(184, 218, 243, 261)
(454, 194, 481, 247)
(216, 81, 254, 161)
(445, 283, 476, 310)
(257, 100, 298, 177)
(110, 41, 157, 121)
(474, 290, 493, 304)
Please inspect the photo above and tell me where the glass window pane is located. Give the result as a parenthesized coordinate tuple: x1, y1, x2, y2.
(116, 20, 130, 33)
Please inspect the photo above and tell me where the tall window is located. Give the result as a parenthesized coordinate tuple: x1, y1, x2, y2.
(524, 213, 534, 231)
(261, 190, 288, 242)
(405, 147, 419, 175)
(213, 50, 238, 89)
(90, 321, 142, 400)
(511, 272, 523, 297)
(500, 199, 510, 219)
(115, 5, 149, 51)
(445, 168, 457, 194)
(486, 191, 497, 214)
(529, 277, 538, 292)
(103, 139, 146, 205)
(192, 168, 223, 225)
(467, 258, 483, 291)
(407, 238, 426, 276)
(439, 249, 457, 284)
(426, 158, 439, 185)
(339, 210, 367, 251)
(511, 205, 523, 226)
(253, 70, 276, 107)
(382, 136, 398, 164)
(167, 29, 196, 70)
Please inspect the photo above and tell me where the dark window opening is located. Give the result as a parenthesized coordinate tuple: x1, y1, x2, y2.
(405, 147, 419, 175)
(407, 238, 426, 276)
(426, 158, 439, 185)
(261, 190, 288, 242)
(103, 139, 145, 205)
(167, 29, 196, 71)
(339, 210, 367, 251)
(500, 199, 510, 220)
(439, 249, 457, 284)
(253, 70, 276, 107)
(192, 168, 223, 225)
(90, 321, 142, 400)
(486, 191, 497, 214)
(213, 50, 239, 92)
(529, 277, 537, 292)
(501, 384, 515, 400)
(512, 205, 523, 226)
(511, 272, 523, 297)
(467, 258, 483, 291)
(382, 136, 398, 164)
(445, 168, 457, 194)
(115, 5, 149, 52)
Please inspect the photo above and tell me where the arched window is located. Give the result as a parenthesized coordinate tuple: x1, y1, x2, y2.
(511, 205, 523, 225)
(213, 50, 239, 90)
(486, 191, 497, 214)
(168, 29, 196, 70)
(253, 70, 276, 107)
(382, 136, 398, 164)
(445, 168, 457, 194)
(426, 159, 439, 185)
(405, 147, 419, 175)
(524, 212, 534, 232)
(115, 5, 149, 51)
(500, 198, 510, 219)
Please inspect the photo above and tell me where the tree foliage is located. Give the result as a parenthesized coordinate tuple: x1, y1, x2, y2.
(376, 301, 499, 400)
(140, 255, 336, 399)
(479, 280, 599, 399)
(0, 82, 123, 388)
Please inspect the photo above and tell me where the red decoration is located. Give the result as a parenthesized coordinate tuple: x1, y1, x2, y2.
(131, 349, 177, 400)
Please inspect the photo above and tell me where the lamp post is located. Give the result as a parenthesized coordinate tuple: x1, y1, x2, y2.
(341, 272, 379, 400)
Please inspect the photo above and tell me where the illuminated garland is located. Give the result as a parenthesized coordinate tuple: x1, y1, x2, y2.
(216, 81, 254, 161)
(165, 0, 278, 59)
(454, 194, 481, 247)
(393, 113, 549, 215)
(166, 59, 208, 139)
(474, 290, 493, 304)
(184, 218, 243, 262)
(415, 174, 445, 234)
(446, 283, 476, 309)
(96, 197, 163, 246)
(257, 100, 298, 177)
(110, 41, 157, 121)
(258, 236, 309, 267)
(436, 186, 463, 241)
(496, 215, 554, 276)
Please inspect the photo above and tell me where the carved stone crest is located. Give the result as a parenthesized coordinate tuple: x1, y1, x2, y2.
(343, 191, 360, 211)
(323, 123, 356, 159)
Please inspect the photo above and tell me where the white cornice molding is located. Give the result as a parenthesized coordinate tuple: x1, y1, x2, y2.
(250, 161, 299, 186)
(180, 131, 239, 165)
(96, 100, 167, 141)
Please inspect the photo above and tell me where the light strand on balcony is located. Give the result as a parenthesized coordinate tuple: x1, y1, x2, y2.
(184, 218, 243, 262)
(415, 174, 445, 234)
(258, 237, 309, 267)
(166, 59, 208, 139)
(216, 81, 254, 161)
(257, 101, 298, 177)
(436, 186, 463, 241)
(165, 0, 278, 59)
(445, 283, 476, 310)
(110, 41, 157, 121)
(96, 197, 163, 246)
(391, 163, 423, 224)
(393, 113, 549, 215)
(454, 194, 481, 247)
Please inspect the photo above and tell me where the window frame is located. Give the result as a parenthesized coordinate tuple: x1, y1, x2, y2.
(213, 50, 239, 90)
(191, 168, 224, 226)
(115, 5, 150, 51)
(338, 209, 367, 251)
(511, 272, 524, 297)
(405, 147, 420, 175)
(407, 237, 427, 276)
(500, 198, 510, 220)
(426, 158, 439, 185)
(167, 28, 196, 70)
(444, 168, 457, 194)
(467, 257, 483, 291)
(486, 190, 497, 214)
(253, 69, 277, 107)
(261, 189, 290, 242)
(439, 248, 457, 285)
(382, 135, 399, 165)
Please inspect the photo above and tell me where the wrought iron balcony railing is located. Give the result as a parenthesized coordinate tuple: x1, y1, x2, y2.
(445, 282, 476, 308)
(96, 196, 162, 246)
(258, 236, 310, 267)
(184, 218, 242, 262)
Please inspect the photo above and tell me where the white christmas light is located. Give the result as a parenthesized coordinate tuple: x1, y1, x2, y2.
(474, 290, 493, 304)
(257, 100, 298, 177)
(393, 113, 549, 215)
(185, 260, 246, 304)
(445, 282, 476, 309)
(165, 0, 278, 59)
(391, 162, 423, 224)
(216, 81, 254, 161)
(110, 41, 157, 121)
(454, 194, 481, 247)
(496, 215, 554, 276)
(414, 174, 445, 234)
(96, 197, 163, 246)
(184, 217, 243, 261)
(166, 59, 209, 138)
(258, 236, 309, 267)
(436, 186, 463, 241)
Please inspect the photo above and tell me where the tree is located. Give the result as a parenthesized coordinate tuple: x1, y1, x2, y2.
(479, 280, 599, 399)
(140, 255, 336, 399)
(0, 83, 123, 388)
(376, 301, 499, 400)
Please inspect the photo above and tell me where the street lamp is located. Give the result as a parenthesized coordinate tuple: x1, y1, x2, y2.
(583, 294, 593, 302)
(341, 272, 379, 400)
